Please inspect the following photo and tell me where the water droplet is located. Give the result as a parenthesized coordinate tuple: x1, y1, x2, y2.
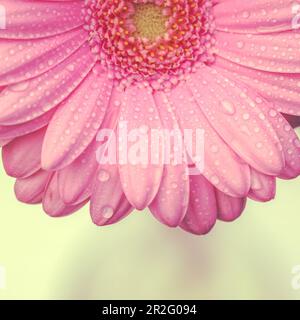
(242, 11, 250, 19)
(269, 109, 277, 117)
(221, 100, 235, 115)
(237, 41, 244, 49)
(139, 125, 148, 134)
(211, 175, 220, 185)
(256, 142, 263, 149)
(98, 170, 110, 182)
(255, 97, 263, 104)
(9, 81, 30, 92)
(67, 64, 75, 72)
(242, 113, 250, 120)
(294, 138, 300, 148)
(101, 206, 114, 219)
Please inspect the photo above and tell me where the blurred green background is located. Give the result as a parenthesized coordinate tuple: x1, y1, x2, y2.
(0, 130, 299, 300)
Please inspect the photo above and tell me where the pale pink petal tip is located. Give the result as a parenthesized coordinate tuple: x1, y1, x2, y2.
(14, 170, 50, 205)
(43, 174, 87, 217)
(249, 170, 276, 202)
(216, 190, 247, 222)
(180, 176, 217, 235)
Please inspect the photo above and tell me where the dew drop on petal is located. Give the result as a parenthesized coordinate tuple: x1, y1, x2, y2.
(256, 142, 263, 149)
(294, 138, 300, 148)
(221, 100, 236, 115)
(171, 182, 178, 189)
(269, 109, 277, 117)
(101, 206, 114, 219)
(236, 41, 244, 49)
(242, 11, 250, 19)
(9, 81, 30, 92)
(211, 175, 220, 185)
(98, 170, 110, 182)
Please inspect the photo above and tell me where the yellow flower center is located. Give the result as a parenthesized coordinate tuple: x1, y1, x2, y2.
(133, 3, 167, 40)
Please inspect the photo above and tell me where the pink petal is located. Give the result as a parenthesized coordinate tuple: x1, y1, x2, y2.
(259, 108, 300, 179)
(14, 170, 50, 204)
(187, 65, 285, 176)
(214, 0, 298, 33)
(216, 189, 246, 222)
(43, 173, 87, 217)
(249, 169, 276, 202)
(214, 59, 300, 178)
(41, 67, 113, 171)
(0, 0, 84, 39)
(118, 85, 164, 210)
(2, 128, 46, 178)
(90, 164, 133, 226)
(215, 57, 300, 116)
(149, 92, 189, 227)
(180, 175, 217, 235)
(0, 28, 87, 86)
(0, 109, 55, 140)
(149, 163, 190, 227)
(0, 44, 95, 125)
(214, 31, 300, 74)
(58, 141, 97, 204)
(159, 82, 251, 197)
(0, 138, 12, 147)
(58, 86, 124, 204)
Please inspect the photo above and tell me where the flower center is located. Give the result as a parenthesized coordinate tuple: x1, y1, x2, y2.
(133, 3, 167, 41)
(85, 0, 215, 91)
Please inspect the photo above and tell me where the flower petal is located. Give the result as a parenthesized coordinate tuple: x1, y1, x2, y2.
(214, 0, 298, 34)
(0, 28, 87, 86)
(0, 0, 85, 39)
(249, 168, 276, 202)
(180, 175, 217, 235)
(0, 44, 95, 125)
(0, 138, 12, 147)
(149, 92, 190, 227)
(43, 173, 88, 217)
(214, 31, 300, 74)
(0, 109, 55, 140)
(2, 127, 46, 178)
(118, 85, 164, 210)
(214, 59, 300, 178)
(162, 81, 251, 197)
(58, 85, 124, 204)
(14, 170, 50, 204)
(261, 110, 300, 179)
(41, 67, 113, 171)
(215, 189, 246, 222)
(58, 142, 97, 205)
(214, 57, 300, 116)
(188, 65, 285, 175)
(90, 164, 133, 227)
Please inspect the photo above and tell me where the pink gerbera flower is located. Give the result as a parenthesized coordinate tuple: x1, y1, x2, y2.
(0, 0, 299, 235)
